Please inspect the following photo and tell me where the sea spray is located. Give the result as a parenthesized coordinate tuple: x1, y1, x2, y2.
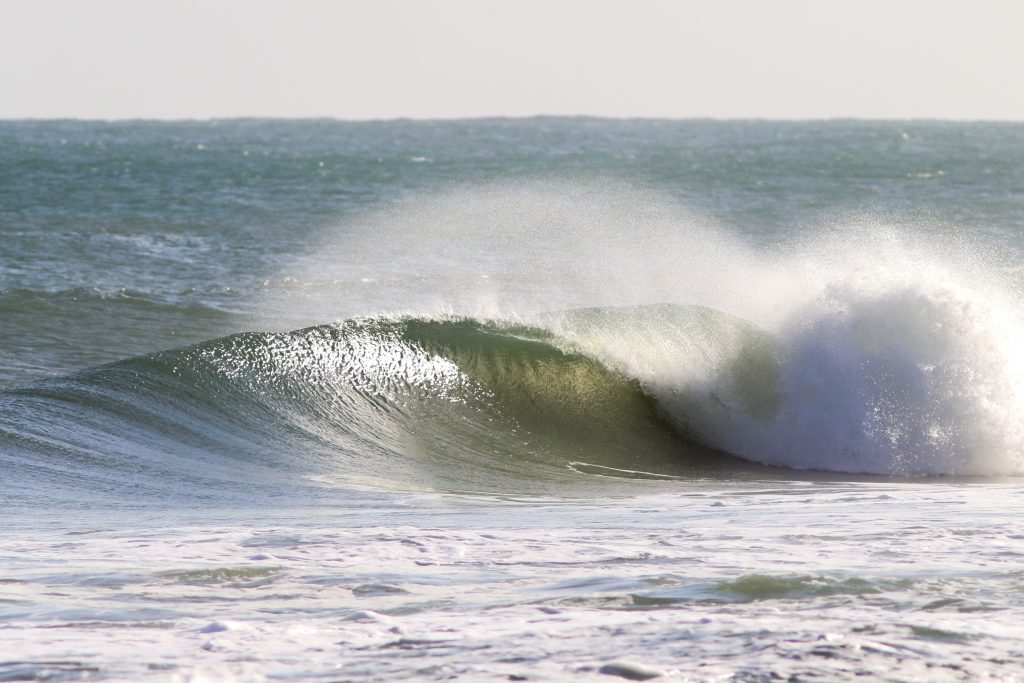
(255, 182, 1024, 476)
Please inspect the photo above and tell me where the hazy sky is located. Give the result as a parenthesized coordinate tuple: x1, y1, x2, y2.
(2, 0, 1022, 120)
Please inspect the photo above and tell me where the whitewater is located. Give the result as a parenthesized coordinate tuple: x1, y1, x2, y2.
(2, 118, 1024, 681)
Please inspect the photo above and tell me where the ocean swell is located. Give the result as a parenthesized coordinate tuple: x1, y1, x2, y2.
(2, 296, 1021, 507)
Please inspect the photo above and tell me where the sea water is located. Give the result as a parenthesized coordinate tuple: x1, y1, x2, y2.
(2, 119, 1024, 681)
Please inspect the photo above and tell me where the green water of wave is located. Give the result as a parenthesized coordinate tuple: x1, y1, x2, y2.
(1, 305, 783, 504)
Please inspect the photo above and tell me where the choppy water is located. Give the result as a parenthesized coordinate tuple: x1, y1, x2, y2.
(2, 118, 1024, 681)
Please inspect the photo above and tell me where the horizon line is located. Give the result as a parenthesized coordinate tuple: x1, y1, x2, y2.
(2, 113, 1023, 125)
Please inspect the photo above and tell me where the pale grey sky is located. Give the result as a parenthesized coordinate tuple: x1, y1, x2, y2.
(1, 0, 1022, 120)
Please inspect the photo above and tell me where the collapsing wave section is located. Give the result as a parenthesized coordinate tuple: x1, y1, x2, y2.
(551, 294, 1024, 477)
(732, 282, 1024, 476)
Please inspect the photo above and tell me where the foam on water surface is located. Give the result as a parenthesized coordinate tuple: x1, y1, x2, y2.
(3, 487, 1023, 682)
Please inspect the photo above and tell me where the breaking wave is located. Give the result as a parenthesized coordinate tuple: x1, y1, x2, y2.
(3, 295, 1023, 506)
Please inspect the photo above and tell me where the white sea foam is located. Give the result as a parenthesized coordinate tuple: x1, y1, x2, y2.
(4, 488, 1024, 682)
(674, 277, 1024, 476)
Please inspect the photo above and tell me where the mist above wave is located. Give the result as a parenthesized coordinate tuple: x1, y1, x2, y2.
(256, 181, 1024, 476)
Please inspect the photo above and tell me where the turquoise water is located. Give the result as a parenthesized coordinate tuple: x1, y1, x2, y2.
(2, 119, 1024, 681)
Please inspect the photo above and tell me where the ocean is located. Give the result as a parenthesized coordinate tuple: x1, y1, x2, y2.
(2, 118, 1024, 681)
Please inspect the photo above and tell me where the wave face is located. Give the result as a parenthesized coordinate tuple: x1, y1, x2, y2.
(0, 309, 756, 504)
(4, 298, 1022, 506)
